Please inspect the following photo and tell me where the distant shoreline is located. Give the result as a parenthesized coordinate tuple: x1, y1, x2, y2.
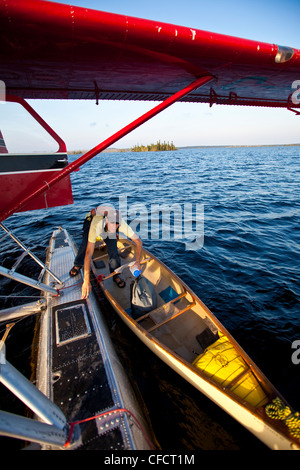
(179, 143, 300, 149)
(69, 143, 300, 154)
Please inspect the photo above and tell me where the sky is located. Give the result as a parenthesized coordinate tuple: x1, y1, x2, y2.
(2, 0, 300, 151)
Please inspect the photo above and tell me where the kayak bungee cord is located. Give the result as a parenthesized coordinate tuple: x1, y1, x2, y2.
(265, 397, 300, 440)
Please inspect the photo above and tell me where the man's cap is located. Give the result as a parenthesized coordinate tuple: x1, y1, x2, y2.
(106, 209, 121, 223)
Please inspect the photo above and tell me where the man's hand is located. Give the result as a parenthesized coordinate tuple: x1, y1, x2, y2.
(132, 260, 141, 271)
(131, 236, 142, 271)
(81, 279, 91, 299)
(81, 241, 95, 299)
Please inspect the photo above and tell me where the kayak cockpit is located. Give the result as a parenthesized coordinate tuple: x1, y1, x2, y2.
(92, 238, 221, 363)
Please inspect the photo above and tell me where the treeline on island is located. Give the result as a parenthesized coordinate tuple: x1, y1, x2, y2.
(131, 140, 177, 152)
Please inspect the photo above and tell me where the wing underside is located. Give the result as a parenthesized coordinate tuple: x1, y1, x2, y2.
(0, 0, 299, 220)
(0, 0, 299, 110)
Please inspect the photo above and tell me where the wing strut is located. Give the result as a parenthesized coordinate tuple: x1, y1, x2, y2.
(0, 75, 213, 222)
(6, 95, 67, 153)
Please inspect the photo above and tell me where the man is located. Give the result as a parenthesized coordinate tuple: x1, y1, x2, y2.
(70, 205, 142, 299)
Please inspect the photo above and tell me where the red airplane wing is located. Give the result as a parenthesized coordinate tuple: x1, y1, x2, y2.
(0, 0, 299, 110)
(0, 0, 299, 220)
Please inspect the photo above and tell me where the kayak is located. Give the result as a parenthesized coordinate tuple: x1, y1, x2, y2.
(91, 238, 300, 450)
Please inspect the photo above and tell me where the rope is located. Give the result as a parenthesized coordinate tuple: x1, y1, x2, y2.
(64, 407, 154, 450)
(54, 273, 105, 296)
(0, 322, 15, 351)
(0, 323, 15, 362)
(54, 281, 83, 296)
(0, 295, 41, 298)
(0, 322, 15, 343)
(43, 181, 50, 210)
(265, 397, 300, 440)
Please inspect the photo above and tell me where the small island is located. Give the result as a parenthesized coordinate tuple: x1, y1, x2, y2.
(131, 140, 177, 152)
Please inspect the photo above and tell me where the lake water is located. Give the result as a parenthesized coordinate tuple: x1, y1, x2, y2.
(0, 145, 299, 450)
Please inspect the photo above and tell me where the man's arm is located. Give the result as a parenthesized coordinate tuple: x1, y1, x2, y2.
(81, 240, 95, 299)
(131, 235, 143, 269)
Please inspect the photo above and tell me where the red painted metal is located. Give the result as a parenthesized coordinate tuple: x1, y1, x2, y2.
(0, 95, 72, 214)
(0, 75, 213, 222)
(0, 171, 73, 214)
(0, 0, 298, 220)
(7, 96, 67, 153)
(1, 0, 299, 108)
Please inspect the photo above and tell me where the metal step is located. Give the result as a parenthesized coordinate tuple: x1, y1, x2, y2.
(0, 223, 63, 295)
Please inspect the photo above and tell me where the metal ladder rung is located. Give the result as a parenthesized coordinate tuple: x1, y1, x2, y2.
(0, 231, 11, 243)
(37, 267, 47, 283)
(10, 251, 29, 273)
(0, 223, 63, 294)
(0, 265, 58, 295)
